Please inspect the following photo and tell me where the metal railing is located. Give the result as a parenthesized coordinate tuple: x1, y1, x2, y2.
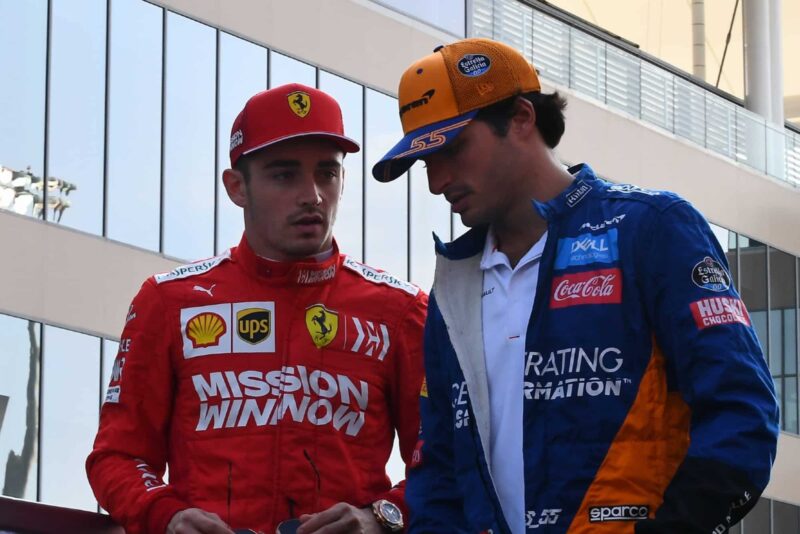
(472, 0, 800, 187)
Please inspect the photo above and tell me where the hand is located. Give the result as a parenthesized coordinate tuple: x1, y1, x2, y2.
(166, 508, 236, 534)
(296, 502, 382, 534)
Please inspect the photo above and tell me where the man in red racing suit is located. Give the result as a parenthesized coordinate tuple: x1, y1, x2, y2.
(86, 84, 426, 534)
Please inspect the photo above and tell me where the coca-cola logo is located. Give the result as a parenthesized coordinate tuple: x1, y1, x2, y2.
(550, 268, 622, 309)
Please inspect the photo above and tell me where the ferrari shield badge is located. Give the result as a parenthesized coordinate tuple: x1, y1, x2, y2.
(305, 304, 338, 348)
(288, 91, 311, 118)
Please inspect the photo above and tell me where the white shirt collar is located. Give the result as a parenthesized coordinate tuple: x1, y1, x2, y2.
(480, 227, 548, 272)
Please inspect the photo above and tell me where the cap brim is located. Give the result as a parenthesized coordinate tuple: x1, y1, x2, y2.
(371, 111, 478, 183)
(242, 131, 361, 160)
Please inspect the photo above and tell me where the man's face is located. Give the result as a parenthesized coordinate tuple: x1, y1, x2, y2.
(230, 138, 344, 260)
(423, 120, 517, 228)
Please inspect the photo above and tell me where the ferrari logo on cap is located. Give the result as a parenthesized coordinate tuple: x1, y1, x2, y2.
(305, 304, 338, 348)
(288, 91, 311, 118)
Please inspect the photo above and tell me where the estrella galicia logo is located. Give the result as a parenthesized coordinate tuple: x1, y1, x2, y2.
(237, 308, 271, 344)
(555, 229, 619, 269)
(692, 257, 731, 292)
(457, 54, 491, 77)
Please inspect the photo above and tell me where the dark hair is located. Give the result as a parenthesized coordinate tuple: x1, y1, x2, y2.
(234, 153, 252, 183)
(474, 91, 567, 148)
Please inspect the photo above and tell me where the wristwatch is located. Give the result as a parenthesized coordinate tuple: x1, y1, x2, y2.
(371, 499, 404, 532)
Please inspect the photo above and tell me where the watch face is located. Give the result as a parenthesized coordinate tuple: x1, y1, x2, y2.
(380, 501, 402, 524)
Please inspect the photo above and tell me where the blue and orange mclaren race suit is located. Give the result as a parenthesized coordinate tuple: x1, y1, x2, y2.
(407, 164, 779, 534)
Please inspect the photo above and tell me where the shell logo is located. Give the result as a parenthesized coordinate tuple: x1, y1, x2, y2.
(186, 312, 227, 348)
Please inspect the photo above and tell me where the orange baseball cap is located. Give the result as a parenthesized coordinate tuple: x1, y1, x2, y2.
(229, 83, 360, 167)
(371, 38, 540, 182)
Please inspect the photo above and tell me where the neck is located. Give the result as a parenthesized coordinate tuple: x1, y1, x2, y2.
(494, 153, 573, 267)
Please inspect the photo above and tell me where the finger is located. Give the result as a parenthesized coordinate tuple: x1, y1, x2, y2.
(305, 513, 360, 534)
(296, 503, 349, 533)
(190, 511, 234, 534)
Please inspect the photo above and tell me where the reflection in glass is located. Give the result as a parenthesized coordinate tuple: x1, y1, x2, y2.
(773, 500, 800, 534)
(786, 376, 798, 434)
(269, 51, 316, 88)
(0, 315, 40, 502)
(739, 235, 767, 356)
(0, 0, 47, 218)
(41, 326, 100, 511)
(319, 71, 364, 260)
(48, 0, 107, 233)
(364, 89, 408, 277)
(106, 0, 163, 251)
(377, 0, 466, 36)
(409, 161, 449, 290)
(217, 33, 268, 253)
(101, 340, 119, 409)
(710, 224, 738, 291)
(163, 13, 216, 260)
(741, 497, 770, 533)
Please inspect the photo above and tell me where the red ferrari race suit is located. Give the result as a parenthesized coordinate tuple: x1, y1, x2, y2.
(86, 236, 427, 533)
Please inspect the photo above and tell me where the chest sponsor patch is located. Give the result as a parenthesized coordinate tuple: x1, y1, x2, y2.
(305, 304, 339, 348)
(692, 256, 731, 292)
(589, 505, 650, 522)
(554, 229, 619, 269)
(550, 268, 622, 308)
(181, 302, 276, 358)
(690, 296, 750, 330)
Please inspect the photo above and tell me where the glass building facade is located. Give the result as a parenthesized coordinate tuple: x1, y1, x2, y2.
(1, 0, 798, 528)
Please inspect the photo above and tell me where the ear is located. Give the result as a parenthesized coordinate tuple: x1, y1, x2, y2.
(222, 168, 248, 208)
(509, 97, 537, 140)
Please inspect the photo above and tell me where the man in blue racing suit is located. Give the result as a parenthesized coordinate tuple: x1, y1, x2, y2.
(371, 37, 779, 534)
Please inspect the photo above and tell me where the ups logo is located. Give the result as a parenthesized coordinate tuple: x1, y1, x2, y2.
(237, 308, 271, 344)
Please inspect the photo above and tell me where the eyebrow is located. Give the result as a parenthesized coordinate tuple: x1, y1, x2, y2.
(263, 159, 342, 169)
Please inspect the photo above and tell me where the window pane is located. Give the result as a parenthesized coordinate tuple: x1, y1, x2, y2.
(785, 376, 798, 434)
(41, 326, 101, 511)
(727, 230, 739, 288)
(409, 161, 449, 291)
(769, 247, 797, 377)
(163, 13, 216, 260)
(773, 500, 800, 534)
(0, 315, 40, 502)
(217, 33, 267, 253)
(740, 236, 768, 357)
(364, 89, 408, 276)
(269, 51, 316, 88)
(377, 0, 466, 36)
(741, 497, 770, 534)
(0, 0, 47, 218)
(101, 340, 119, 409)
(319, 71, 364, 260)
(48, 0, 107, 233)
(751, 311, 768, 356)
(453, 212, 469, 240)
(106, 0, 163, 251)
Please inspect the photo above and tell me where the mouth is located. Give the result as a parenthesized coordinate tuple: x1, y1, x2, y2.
(291, 213, 325, 232)
(446, 191, 470, 214)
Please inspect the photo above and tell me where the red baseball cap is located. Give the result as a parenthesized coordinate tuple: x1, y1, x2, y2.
(229, 83, 360, 166)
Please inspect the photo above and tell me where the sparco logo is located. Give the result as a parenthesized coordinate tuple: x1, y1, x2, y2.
(297, 265, 336, 284)
(566, 181, 592, 207)
(550, 268, 622, 308)
(589, 505, 649, 522)
(192, 366, 368, 436)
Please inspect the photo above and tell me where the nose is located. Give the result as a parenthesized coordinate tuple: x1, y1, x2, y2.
(425, 160, 452, 196)
(297, 173, 322, 207)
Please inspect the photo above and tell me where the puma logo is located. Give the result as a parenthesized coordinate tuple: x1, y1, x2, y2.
(193, 284, 216, 297)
